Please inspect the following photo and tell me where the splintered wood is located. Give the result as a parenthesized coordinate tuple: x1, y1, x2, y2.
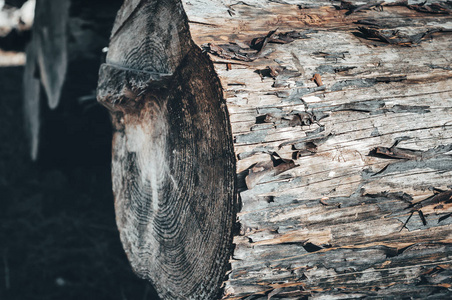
(180, 0, 452, 299)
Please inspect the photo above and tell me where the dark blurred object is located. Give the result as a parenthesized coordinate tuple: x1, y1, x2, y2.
(0, 28, 30, 51)
(4, 0, 27, 8)
(23, 0, 124, 163)
(0, 66, 159, 300)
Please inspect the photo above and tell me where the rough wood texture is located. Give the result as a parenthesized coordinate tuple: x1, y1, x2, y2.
(97, 0, 452, 299)
(178, 0, 452, 298)
(97, 1, 236, 299)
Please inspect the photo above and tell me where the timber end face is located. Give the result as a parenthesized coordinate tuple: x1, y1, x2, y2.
(97, 63, 171, 114)
(96, 0, 236, 299)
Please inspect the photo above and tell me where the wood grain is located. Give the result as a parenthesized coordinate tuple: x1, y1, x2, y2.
(98, 1, 236, 299)
(96, 0, 452, 298)
(178, 0, 452, 298)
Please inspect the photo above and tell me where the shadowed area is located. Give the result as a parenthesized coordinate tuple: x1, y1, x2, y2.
(0, 66, 161, 299)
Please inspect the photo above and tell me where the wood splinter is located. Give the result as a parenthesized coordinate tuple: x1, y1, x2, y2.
(310, 73, 323, 86)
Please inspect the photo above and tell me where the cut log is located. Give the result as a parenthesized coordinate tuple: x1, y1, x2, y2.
(97, 1, 236, 299)
(97, 0, 452, 299)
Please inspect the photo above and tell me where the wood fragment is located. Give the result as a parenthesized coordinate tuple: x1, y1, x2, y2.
(251, 29, 278, 53)
(344, 1, 385, 15)
(373, 145, 423, 160)
(401, 189, 452, 230)
(310, 73, 323, 86)
(245, 153, 296, 189)
(407, 3, 452, 15)
(439, 213, 452, 223)
(203, 43, 256, 62)
(357, 26, 452, 46)
(204, 30, 314, 61)
(371, 141, 452, 160)
(376, 75, 407, 83)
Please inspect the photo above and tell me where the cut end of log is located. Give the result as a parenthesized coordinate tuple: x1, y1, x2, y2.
(97, 0, 236, 299)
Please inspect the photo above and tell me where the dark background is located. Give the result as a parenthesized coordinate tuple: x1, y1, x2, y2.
(0, 1, 160, 299)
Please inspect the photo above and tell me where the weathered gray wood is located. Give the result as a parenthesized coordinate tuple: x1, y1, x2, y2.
(181, 1, 452, 298)
(98, 0, 452, 299)
(97, 1, 236, 299)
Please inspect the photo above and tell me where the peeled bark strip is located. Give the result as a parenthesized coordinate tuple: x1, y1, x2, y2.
(97, 0, 236, 299)
(99, 0, 452, 299)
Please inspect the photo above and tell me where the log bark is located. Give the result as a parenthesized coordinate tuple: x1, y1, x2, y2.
(98, 0, 452, 299)
(97, 1, 236, 299)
